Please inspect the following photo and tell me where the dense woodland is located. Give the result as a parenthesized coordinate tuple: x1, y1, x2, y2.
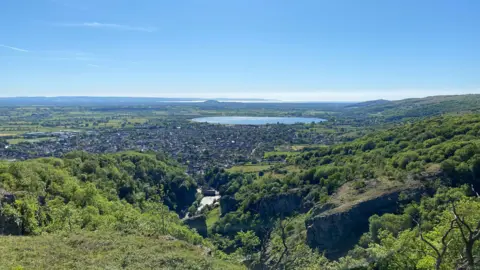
(205, 114, 480, 269)
(1, 95, 480, 269)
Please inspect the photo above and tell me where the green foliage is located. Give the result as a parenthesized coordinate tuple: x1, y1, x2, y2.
(0, 152, 203, 246)
(62, 151, 197, 212)
(0, 231, 245, 270)
(210, 114, 480, 265)
(235, 230, 260, 259)
(350, 187, 480, 269)
(293, 114, 480, 189)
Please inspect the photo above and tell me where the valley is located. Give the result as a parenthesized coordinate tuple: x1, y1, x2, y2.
(0, 95, 480, 269)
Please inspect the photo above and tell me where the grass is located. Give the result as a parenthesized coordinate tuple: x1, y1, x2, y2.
(0, 132, 20, 137)
(7, 137, 56, 145)
(0, 231, 245, 270)
(262, 165, 302, 179)
(227, 164, 271, 173)
(206, 207, 220, 229)
(263, 151, 296, 158)
(325, 177, 423, 215)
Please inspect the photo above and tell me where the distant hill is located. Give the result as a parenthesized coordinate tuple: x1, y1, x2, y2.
(345, 94, 480, 121)
(346, 99, 391, 108)
(204, 100, 222, 104)
(0, 96, 273, 106)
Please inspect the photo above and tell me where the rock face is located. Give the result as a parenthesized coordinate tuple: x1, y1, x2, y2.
(220, 189, 308, 218)
(0, 188, 21, 235)
(202, 189, 217, 196)
(220, 195, 238, 216)
(248, 189, 307, 219)
(305, 186, 425, 259)
(183, 215, 208, 237)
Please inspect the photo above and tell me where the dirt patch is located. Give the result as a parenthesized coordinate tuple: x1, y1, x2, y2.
(326, 178, 423, 214)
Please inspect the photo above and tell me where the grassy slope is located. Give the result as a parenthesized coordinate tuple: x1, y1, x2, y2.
(206, 207, 221, 229)
(347, 94, 480, 120)
(227, 164, 271, 173)
(0, 232, 244, 270)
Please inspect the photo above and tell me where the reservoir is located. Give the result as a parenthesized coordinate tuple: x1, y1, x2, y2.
(192, 116, 326, 125)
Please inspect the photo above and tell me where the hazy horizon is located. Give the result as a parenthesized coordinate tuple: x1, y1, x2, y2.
(0, 90, 478, 102)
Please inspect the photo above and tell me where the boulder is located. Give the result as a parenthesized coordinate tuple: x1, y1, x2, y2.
(305, 186, 425, 259)
(183, 214, 208, 237)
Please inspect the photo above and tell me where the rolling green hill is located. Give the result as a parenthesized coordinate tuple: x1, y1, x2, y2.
(346, 94, 480, 121)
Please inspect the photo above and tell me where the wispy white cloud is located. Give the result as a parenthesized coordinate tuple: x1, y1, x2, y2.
(57, 22, 156, 32)
(0, 44, 29, 52)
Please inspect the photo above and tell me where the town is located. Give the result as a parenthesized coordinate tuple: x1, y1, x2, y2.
(0, 120, 334, 174)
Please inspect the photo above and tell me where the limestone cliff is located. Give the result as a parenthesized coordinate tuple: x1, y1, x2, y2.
(220, 195, 238, 216)
(183, 214, 208, 237)
(305, 181, 425, 259)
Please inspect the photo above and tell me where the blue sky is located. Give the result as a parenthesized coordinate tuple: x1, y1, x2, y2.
(1, 0, 479, 101)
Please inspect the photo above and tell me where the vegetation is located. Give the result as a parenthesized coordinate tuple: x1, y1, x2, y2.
(0, 231, 244, 270)
(226, 164, 272, 173)
(345, 186, 480, 269)
(0, 152, 242, 269)
(3, 95, 480, 269)
(203, 113, 480, 269)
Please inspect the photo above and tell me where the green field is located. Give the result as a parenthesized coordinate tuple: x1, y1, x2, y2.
(7, 137, 57, 145)
(263, 151, 296, 158)
(226, 164, 271, 173)
(206, 207, 220, 229)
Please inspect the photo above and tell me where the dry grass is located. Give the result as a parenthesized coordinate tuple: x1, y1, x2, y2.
(325, 178, 423, 214)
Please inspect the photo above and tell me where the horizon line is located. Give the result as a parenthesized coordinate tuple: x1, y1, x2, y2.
(0, 94, 477, 103)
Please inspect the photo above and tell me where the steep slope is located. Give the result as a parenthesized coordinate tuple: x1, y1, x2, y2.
(0, 152, 242, 269)
(0, 231, 244, 270)
(207, 113, 480, 262)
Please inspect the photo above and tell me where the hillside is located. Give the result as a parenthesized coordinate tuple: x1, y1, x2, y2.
(346, 94, 480, 121)
(0, 152, 241, 269)
(203, 113, 480, 268)
(0, 232, 244, 270)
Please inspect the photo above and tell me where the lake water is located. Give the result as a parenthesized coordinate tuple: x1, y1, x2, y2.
(191, 116, 326, 125)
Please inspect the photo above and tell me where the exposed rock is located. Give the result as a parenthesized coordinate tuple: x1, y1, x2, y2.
(305, 185, 426, 259)
(202, 189, 217, 196)
(0, 188, 21, 235)
(220, 195, 238, 216)
(0, 188, 15, 204)
(183, 214, 208, 237)
(248, 189, 307, 219)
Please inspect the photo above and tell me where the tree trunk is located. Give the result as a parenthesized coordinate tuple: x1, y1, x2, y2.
(465, 242, 475, 270)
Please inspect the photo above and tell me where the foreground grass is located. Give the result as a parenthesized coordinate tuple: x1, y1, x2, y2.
(0, 232, 244, 270)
